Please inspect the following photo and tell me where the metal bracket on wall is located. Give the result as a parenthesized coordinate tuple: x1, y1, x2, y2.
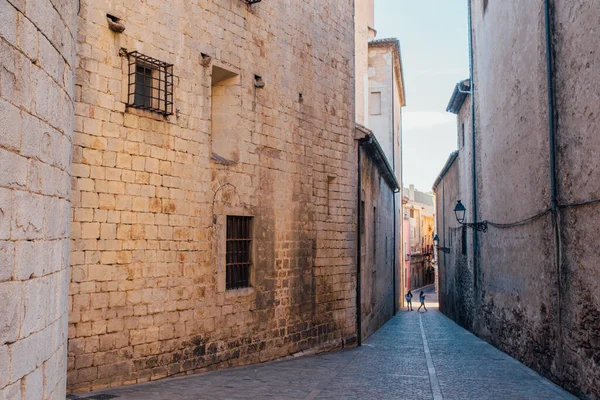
(435, 246, 451, 254)
(462, 221, 488, 233)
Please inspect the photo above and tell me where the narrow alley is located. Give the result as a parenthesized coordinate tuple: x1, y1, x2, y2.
(72, 287, 573, 400)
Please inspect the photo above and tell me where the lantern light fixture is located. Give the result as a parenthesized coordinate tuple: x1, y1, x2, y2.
(433, 233, 451, 254)
(453, 200, 488, 232)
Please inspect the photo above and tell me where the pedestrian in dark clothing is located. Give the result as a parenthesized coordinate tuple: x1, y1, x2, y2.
(405, 291, 413, 311)
(417, 291, 427, 312)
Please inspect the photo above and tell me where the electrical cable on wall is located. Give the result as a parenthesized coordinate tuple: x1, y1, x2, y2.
(449, 197, 600, 231)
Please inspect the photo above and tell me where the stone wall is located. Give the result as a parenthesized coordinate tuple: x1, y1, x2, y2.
(437, 1, 600, 397)
(354, 0, 375, 127)
(68, 0, 357, 392)
(552, 1, 600, 396)
(467, 0, 560, 386)
(367, 43, 400, 169)
(0, 0, 76, 398)
(358, 145, 397, 340)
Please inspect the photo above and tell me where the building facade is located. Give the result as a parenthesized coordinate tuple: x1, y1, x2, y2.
(66, 0, 359, 392)
(354, 0, 405, 340)
(0, 1, 76, 398)
(403, 185, 435, 291)
(0, 0, 407, 395)
(434, 1, 600, 398)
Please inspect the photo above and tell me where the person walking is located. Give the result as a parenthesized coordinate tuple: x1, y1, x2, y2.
(405, 291, 413, 311)
(417, 291, 427, 312)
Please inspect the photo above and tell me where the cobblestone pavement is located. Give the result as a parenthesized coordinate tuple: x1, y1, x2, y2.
(75, 286, 574, 400)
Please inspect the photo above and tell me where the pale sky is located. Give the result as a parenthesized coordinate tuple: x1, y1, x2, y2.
(374, 0, 469, 193)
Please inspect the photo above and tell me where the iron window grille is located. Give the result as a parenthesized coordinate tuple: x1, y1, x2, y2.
(226, 216, 252, 289)
(244, 0, 262, 3)
(126, 51, 174, 115)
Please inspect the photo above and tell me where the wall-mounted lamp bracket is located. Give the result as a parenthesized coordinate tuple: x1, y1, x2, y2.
(454, 200, 488, 233)
(462, 221, 488, 232)
(435, 245, 452, 254)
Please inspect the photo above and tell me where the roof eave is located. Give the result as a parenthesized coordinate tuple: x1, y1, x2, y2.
(356, 125, 400, 192)
(432, 151, 459, 192)
(446, 80, 471, 114)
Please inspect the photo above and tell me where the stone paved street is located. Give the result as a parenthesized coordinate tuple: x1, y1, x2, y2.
(74, 287, 574, 400)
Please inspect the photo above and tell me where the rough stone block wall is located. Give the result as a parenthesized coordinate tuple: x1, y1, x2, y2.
(0, 0, 76, 398)
(68, 0, 357, 392)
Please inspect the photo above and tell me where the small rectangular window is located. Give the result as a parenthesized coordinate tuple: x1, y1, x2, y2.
(226, 216, 252, 289)
(369, 92, 382, 115)
(461, 123, 465, 148)
(134, 65, 153, 108)
(126, 51, 174, 115)
(462, 225, 467, 255)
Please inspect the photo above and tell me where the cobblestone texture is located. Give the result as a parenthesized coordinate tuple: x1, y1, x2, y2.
(77, 288, 574, 400)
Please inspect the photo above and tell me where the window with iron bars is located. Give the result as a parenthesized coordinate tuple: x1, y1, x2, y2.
(126, 51, 174, 116)
(226, 216, 252, 289)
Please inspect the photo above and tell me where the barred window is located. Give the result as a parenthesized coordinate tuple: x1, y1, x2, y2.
(126, 51, 173, 115)
(226, 216, 252, 289)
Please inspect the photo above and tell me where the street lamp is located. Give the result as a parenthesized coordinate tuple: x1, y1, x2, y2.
(453, 200, 488, 232)
(433, 234, 451, 254)
(454, 200, 466, 224)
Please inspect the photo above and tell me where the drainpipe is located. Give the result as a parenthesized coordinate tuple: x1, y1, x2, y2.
(391, 62, 397, 315)
(467, 0, 479, 296)
(544, 0, 563, 374)
(356, 142, 363, 346)
(442, 178, 446, 303)
(393, 190, 397, 315)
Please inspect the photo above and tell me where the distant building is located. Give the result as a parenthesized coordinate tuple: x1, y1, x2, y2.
(354, 0, 406, 340)
(403, 185, 434, 290)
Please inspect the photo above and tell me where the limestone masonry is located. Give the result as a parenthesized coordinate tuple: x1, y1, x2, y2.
(0, 0, 76, 398)
(0, 0, 408, 396)
(67, 0, 358, 393)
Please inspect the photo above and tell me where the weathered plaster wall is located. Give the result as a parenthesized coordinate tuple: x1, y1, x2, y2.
(69, 0, 357, 392)
(435, 158, 469, 322)
(368, 46, 395, 165)
(359, 149, 396, 339)
(0, 0, 76, 398)
(552, 1, 600, 396)
(438, 1, 599, 397)
(354, 0, 375, 127)
(436, 98, 476, 327)
(470, 0, 560, 382)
